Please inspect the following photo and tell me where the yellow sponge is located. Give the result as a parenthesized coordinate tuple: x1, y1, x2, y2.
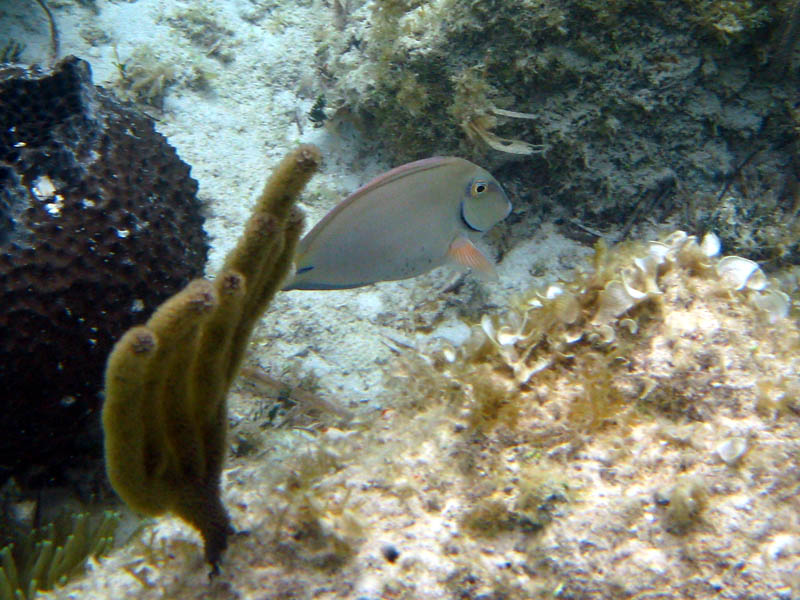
(102, 145, 321, 571)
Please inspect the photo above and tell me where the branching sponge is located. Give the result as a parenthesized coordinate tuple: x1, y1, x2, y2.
(101, 145, 321, 572)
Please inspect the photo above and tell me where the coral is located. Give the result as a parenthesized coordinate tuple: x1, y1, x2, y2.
(101, 145, 320, 572)
(460, 467, 569, 539)
(0, 56, 207, 482)
(382, 229, 800, 597)
(273, 444, 363, 572)
(403, 230, 791, 438)
(682, 0, 775, 43)
(0, 510, 118, 600)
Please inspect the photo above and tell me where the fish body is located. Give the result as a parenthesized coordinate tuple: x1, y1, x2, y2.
(284, 156, 511, 290)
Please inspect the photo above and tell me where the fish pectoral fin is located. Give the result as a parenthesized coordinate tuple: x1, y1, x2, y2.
(447, 237, 498, 281)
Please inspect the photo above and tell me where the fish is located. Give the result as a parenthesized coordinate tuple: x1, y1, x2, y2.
(283, 156, 511, 290)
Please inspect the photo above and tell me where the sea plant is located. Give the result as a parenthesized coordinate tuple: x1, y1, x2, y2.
(0, 511, 119, 600)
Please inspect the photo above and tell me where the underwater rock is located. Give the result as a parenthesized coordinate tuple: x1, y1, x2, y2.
(316, 0, 799, 258)
(0, 56, 208, 482)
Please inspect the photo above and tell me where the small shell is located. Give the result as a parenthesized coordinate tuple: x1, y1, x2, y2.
(700, 232, 720, 257)
(633, 256, 655, 276)
(647, 241, 671, 263)
(745, 267, 767, 291)
(751, 289, 791, 323)
(632, 255, 662, 295)
(525, 296, 544, 309)
(554, 293, 580, 324)
(480, 314, 497, 342)
(716, 256, 764, 291)
(590, 323, 616, 344)
(716, 438, 747, 465)
(619, 318, 638, 334)
(543, 284, 564, 299)
(562, 330, 584, 344)
(440, 342, 457, 363)
(661, 230, 688, 249)
(594, 280, 637, 322)
(621, 269, 651, 300)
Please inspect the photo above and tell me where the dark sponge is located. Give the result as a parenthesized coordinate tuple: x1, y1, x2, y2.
(0, 56, 208, 481)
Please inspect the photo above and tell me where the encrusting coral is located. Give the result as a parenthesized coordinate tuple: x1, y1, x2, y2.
(101, 145, 321, 572)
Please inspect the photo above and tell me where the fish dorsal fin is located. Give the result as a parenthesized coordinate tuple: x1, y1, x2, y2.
(297, 157, 462, 253)
(349, 156, 459, 202)
(447, 236, 498, 280)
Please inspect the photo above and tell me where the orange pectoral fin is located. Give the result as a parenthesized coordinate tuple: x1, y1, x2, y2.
(447, 237, 498, 280)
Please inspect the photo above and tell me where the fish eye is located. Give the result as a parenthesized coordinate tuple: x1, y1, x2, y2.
(471, 180, 489, 196)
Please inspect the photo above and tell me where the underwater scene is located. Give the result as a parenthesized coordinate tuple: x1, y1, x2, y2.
(1, 0, 799, 598)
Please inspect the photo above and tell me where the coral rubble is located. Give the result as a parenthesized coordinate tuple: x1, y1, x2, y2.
(0, 56, 207, 481)
(102, 145, 320, 572)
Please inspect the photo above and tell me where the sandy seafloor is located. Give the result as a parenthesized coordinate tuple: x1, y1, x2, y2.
(3, 1, 800, 599)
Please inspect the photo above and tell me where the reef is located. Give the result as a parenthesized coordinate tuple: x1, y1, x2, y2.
(102, 145, 320, 572)
(315, 0, 800, 261)
(0, 56, 208, 481)
(56, 228, 800, 598)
